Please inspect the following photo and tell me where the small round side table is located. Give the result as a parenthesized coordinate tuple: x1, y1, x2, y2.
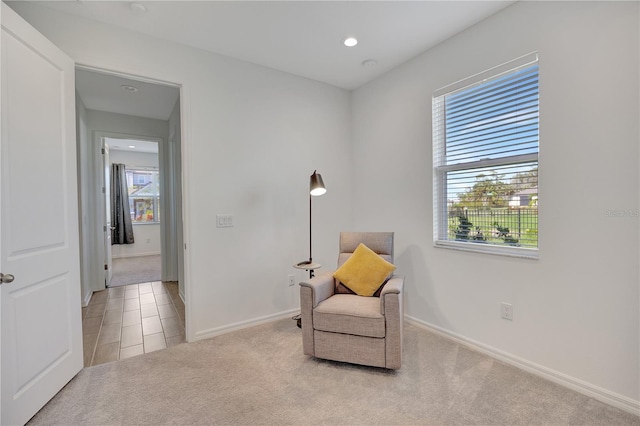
(293, 262, 321, 279)
(292, 263, 321, 328)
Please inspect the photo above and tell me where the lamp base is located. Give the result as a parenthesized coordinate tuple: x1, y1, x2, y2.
(292, 314, 301, 328)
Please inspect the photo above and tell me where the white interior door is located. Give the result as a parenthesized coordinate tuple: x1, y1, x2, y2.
(1, 4, 82, 425)
(103, 141, 112, 286)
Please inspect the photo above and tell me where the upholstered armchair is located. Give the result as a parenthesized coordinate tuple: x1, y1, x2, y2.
(299, 232, 404, 369)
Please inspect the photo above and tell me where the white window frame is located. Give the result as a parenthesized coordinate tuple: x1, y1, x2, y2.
(126, 167, 161, 225)
(433, 52, 539, 259)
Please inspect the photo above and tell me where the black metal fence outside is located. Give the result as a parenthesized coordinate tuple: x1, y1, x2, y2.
(448, 207, 538, 247)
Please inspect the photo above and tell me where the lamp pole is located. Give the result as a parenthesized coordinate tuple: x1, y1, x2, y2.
(309, 193, 313, 265)
(296, 170, 326, 278)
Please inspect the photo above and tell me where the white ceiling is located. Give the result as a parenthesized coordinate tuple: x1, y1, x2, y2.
(76, 68, 180, 120)
(26, 0, 515, 90)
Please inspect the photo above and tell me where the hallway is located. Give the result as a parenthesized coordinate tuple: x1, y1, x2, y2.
(82, 281, 185, 366)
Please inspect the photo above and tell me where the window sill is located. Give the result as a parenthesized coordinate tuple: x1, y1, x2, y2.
(132, 222, 160, 226)
(434, 240, 538, 260)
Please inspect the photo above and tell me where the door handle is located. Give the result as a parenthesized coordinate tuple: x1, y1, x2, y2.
(0, 273, 15, 284)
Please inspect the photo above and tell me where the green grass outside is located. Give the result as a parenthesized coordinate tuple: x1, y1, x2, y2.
(447, 208, 538, 248)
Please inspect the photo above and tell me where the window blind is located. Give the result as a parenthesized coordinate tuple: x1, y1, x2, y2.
(445, 65, 539, 165)
(433, 57, 539, 256)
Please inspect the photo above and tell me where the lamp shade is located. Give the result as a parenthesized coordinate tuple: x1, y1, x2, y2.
(310, 170, 326, 196)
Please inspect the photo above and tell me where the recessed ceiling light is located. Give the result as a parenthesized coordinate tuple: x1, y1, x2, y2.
(343, 37, 358, 47)
(362, 59, 378, 68)
(120, 84, 138, 92)
(130, 2, 146, 13)
(128, 145, 136, 149)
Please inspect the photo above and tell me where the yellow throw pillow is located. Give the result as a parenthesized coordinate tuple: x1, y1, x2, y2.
(333, 243, 396, 297)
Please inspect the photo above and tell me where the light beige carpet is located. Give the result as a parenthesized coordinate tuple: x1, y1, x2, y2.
(28, 320, 639, 425)
(109, 255, 161, 287)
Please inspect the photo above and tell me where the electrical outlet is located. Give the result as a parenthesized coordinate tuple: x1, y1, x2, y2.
(216, 214, 233, 228)
(501, 302, 513, 321)
(288, 274, 296, 287)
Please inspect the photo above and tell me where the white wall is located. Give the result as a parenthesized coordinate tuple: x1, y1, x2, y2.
(109, 148, 158, 169)
(8, 3, 353, 339)
(111, 223, 160, 258)
(87, 110, 168, 142)
(351, 1, 639, 407)
(108, 149, 161, 259)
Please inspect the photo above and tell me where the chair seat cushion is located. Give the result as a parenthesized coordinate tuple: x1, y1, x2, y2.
(313, 294, 385, 338)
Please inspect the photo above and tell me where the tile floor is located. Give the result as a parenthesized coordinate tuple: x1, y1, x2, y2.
(81, 281, 186, 367)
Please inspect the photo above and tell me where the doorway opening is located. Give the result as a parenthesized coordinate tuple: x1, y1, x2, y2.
(105, 137, 161, 287)
(75, 67, 186, 366)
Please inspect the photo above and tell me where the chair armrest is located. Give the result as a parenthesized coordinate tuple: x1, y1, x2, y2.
(380, 275, 404, 315)
(381, 275, 403, 295)
(299, 272, 335, 357)
(299, 271, 335, 307)
(381, 275, 404, 369)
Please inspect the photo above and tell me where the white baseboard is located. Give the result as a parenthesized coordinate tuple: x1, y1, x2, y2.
(193, 308, 300, 341)
(111, 252, 161, 259)
(405, 316, 640, 416)
(82, 289, 93, 307)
